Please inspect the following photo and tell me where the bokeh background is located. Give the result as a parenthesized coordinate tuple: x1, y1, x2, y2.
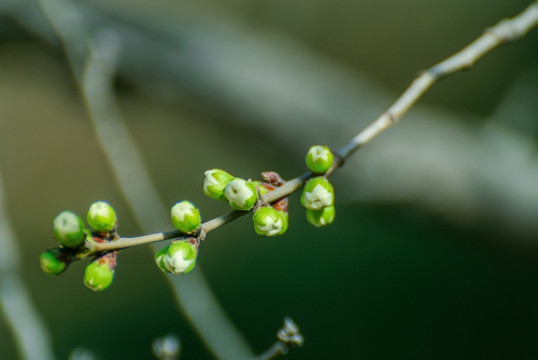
(1, 0, 538, 359)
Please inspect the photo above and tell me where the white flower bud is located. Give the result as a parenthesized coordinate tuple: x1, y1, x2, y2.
(86, 201, 117, 233)
(224, 178, 257, 211)
(305, 145, 334, 174)
(300, 177, 334, 210)
(170, 201, 201, 234)
(253, 207, 284, 236)
(162, 241, 197, 275)
(203, 169, 234, 200)
(306, 206, 335, 227)
(53, 210, 85, 248)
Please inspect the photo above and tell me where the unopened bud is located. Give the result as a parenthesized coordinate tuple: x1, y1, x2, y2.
(40, 249, 68, 276)
(253, 207, 284, 237)
(306, 206, 335, 227)
(83, 254, 116, 291)
(305, 145, 334, 174)
(154, 246, 171, 274)
(53, 211, 85, 248)
(86, 201, 117, 233)
(224, 178, 257, 211)
(203, 169, 234, 200)
(162, 241, 197, 275)
(170, 201, 201, 234)
(300, 177, 334, 210)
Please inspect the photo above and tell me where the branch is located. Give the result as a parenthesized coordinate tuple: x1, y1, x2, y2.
(337, 0, 538, 160)
(92, 173, 312, 251)
(256, 317, 304, 360)
(256, 342, 287, 360)
(89, 0, 538, 253)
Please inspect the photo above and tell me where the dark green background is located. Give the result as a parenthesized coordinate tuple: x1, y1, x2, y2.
(0, 0, 537, 359)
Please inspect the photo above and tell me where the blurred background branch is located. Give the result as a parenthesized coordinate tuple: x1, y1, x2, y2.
(0, 0, 537, 359)
(256, 317, 303, 360)
(0, 165, 55, 360)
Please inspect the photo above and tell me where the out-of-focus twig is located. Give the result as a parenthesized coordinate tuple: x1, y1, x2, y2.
(256, 317, 303, 360)
(35, 0, 255, 359)
(0, 167, 56, 360)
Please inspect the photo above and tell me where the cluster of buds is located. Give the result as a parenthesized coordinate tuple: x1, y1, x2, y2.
(42, 143, 339, 288)
(203, 169, 258, 211)
(277, 317, 304, 348)
(204, 169, 289, 237)
(39, 201, 119, 292)
(302, 146, 336, 227)
(153, 202, 201, 275)
(251, 171, 289, 237)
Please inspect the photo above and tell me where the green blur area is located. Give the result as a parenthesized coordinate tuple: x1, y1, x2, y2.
(1, 0, 538, 359)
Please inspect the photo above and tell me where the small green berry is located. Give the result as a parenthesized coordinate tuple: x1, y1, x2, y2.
(154, 246, 171, 274)
(224, 178, 258, 211)
(53, 210, 85, 248)
(86, 201, 117, 233)
(300, 177, 334, 210)
(305, 145, 334, 174)
(306, 206, 335, 227)
(170, 201, 201, 234)
(84, 258, 115, 292)
(253, 207, 284, 237)
(39, 249, 67, 276)
(162, 241, 197, 275)
(203, 169, 235, 200)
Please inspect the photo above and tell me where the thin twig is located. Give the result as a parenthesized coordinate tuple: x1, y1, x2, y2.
(256, 342, 287, 360)
(90, 1, 538, 253)
(256, 317, 303, 360)
(338, 0, 538, 160)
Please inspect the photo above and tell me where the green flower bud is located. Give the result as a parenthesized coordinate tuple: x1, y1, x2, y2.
(203, 169, 234, 200)
(154, 246, 171, 274)
(170, 201, 201, 234)
(86, 201, 117, 233)
(39, 249, 68, 276)
(306, 206, 335, 227)
(300, 177, 334, 210)
(53, 210, 86, 248)
(162, 241, 197, 275)
(305, 145, 334, 174)
(253, 207, 285, 237)
(83, 256, 115, 292)
(224, 178, 257, 211)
